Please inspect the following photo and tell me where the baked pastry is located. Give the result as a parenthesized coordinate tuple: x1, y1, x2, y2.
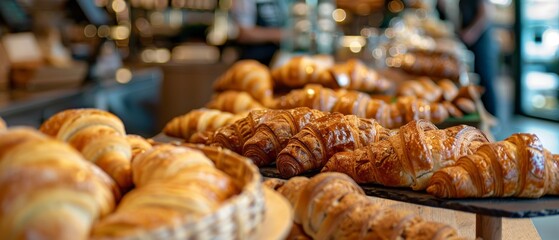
(210, 109, 273, 153)
(271, 55, 334, 89)
(273, 172, 462, 240)
(212, 59, 273, 105)
(210, 108, 326, 162)
(0, 128, 118, 240)
(40, 108, 133, 191)
(126, 134, 152, 159)
(397, 77, 443, 103)
(277, 113, 391, 178)
(242, 107, 327, 166)
(271, 84, 338, 112)
(438, 79, 459, 101)
(163, 108, 244, 140)
(206, 91, 265, 114)
(91, 144, 239, 238)
(319, 58, 392, 92)
(427, 133, 559, 198)
(272, 84, 457, 128)
(322, 119, 489, 190)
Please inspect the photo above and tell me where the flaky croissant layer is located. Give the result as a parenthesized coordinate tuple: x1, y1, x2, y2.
(266, 172, 462, 240)
(428, 133, 559, 198)
(0, 128, 118, 240)
(322, 120, 489, 190)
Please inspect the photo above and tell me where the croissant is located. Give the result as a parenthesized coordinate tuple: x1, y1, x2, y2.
(91, 144, 239, 238)
(242, 107, 327, 166)
(318, 58, 392, 92)
(273, 172, 462, 240)
(209, 107, 325, 156)
(210, 109, 273, 153)
(206, 90, 265, 114)
(322, 119, 489, 190)
(163, 108, 244, 140)
(271, 55, 334, 89)
(0, 128, 118, 240)
(40, 108, 133, 191)
(126, 134, 152, 159)
(397, 77, 443, 102)
(212, 59, 273, 105)
(273, 84, 456, 129)
(277, 113, 391, 178)
(427, 133, 559, 198)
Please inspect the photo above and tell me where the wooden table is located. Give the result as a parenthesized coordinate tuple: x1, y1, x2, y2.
(372, 197, 541, 240)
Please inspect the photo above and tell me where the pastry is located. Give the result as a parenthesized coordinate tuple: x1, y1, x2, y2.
(40, 108, 133, 191)
(427, 133, 559, 198)
(273, 84, 456, 128)
(163, 108, 244, 140)
(242, 107, 327, 166)
(277, 113, 391, 178)
(91, 144, 239, 238)
(212, 59, 273, 105)
(126, 134, 152, 159)
(319, 58, 392, 92)
(322, 120, 489, 190)
(272, 55, 334, 89)
(273, 172, 462, 239)
(206, 91, 265, 114)
(0, 128, 118, 240)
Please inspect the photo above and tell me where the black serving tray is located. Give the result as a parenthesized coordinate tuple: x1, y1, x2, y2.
(259, 166, 559, 219)
(153, 134, 559, 219)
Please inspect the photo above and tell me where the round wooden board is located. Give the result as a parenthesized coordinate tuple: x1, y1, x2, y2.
(253, 186, 293, 240)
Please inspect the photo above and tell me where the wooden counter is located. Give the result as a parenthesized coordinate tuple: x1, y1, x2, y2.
(373, 197, 541, 239)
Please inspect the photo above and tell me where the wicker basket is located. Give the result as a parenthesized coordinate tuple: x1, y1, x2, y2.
(122, 143, 266, 240)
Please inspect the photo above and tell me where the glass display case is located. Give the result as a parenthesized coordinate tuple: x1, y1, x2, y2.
(515, 0, 559, 121)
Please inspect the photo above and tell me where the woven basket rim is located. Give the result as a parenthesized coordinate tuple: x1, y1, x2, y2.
(106, 143, 265, 239)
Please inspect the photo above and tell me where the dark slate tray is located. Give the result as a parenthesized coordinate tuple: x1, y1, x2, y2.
(259, 166, 559, 219)
(153, 134, 559, 219)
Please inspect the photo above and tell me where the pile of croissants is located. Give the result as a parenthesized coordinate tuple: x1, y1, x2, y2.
(0, 110, 240, 239)
(164, 106, 559, 199)
(199, 55, 479, 129)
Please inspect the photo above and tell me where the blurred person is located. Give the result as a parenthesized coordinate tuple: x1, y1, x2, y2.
(438, 0, 499, 116)
(230, 0, 288, 65)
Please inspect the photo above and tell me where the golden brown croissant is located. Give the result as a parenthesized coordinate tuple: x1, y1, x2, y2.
(274, 172, 462, 240)
(427, 133, 559, 198)
(322, 119, 489, 190)
(126, 134, 152, 159)
(318, 58, 392, 92)
(271, 84, 338, 111)
(91, 144, 239, 238)
(212, 59, 273, 105)
(273, 84, 456, 129)
(438, 79, 459, 101)
(40, 108, 133, 191)
(206, 90, 265, 114)
(397, 77, 443, 103)
(210, 109, 273, 153)
(241, 107, 327, 166)
(277, 113, 391, 178)
(163, 108, 244, 140)
(271, 55, 334, 89)
(0, 128, 118, 240)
